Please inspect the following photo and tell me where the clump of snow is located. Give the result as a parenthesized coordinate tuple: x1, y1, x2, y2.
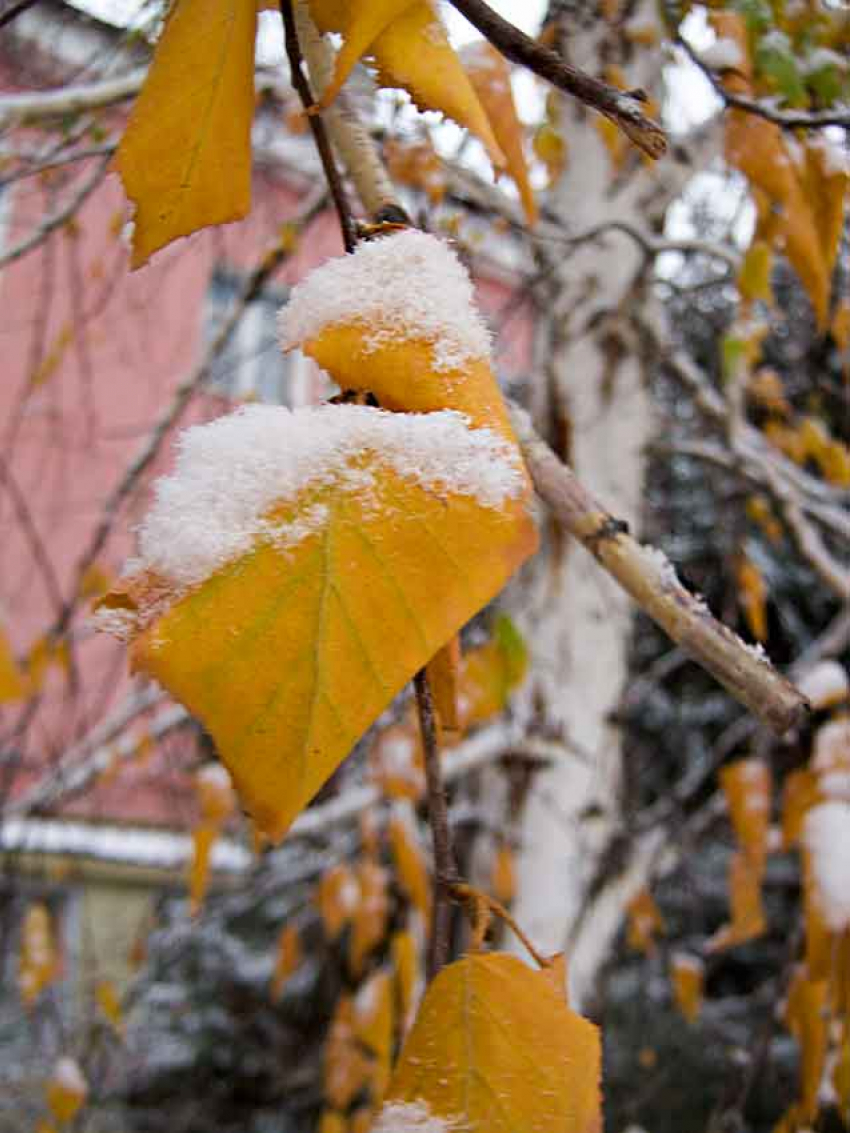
(134, 403, 525, 590)
(52, 1056, 88, 1096)
(808, 133, 850, 177)
(278, 230, 492, 372)
(642, 544, 682, 588)
(812, 718, 850, 771)
(797, 661, 849, 710)
(91, 605, 139, 643)
(196, 763, 232, 790)
(671, 951, 704, 974)
(803, 801, 850, 930)
(372, 1100, 457, 1133)
(699, 38, 744, 70)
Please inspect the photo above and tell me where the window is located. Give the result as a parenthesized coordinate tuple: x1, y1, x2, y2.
(203, 264, 309, 406)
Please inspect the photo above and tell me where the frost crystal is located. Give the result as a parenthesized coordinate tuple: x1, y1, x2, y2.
(372, 1100, 457, 1133)
(803, 801, 850, 931)
(134, 403, 525, 589)
(278, 230, 492, 372)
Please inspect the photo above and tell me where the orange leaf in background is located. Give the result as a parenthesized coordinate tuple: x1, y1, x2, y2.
(354, 968, 395, 1065)
(115, 0, 257, 267)
(309, 0, 504, 171)
(490, 843, 516, 906)
(317, 1110, 347, 1133)
(270, 924, 302, 1001)
(370, 720, 425, 801)
(720, 757, 772, 866)
(670, 952, 704, 1024)
(388, 809, 432, 923)
(95, 979, 123, 1033)
(626, 888, 664, 955)
(46, 1058, 88, 1125)
(316, 863, 361, 942)
(707, 849, 767, 951)
(461, 41, 538, 225)
(188, 825, 217, 916)
(457, 615, 529, 731)
(736, 555, 768, 642)
(384, 138, 446, 205)
(391, 930, 421, 1031)
(738, 240, 773, 304)
(425, 635, 461, 732)
(532, 121, 567, 186)
(781, 768, 820, 850)
(350, 861, 390, 977)
(24, 635, 69, 698)
(832, 301, 850, 351)
(0, 625, 24, 704)
(324, 996, 374, 1112)
(802, 139, 849, 288)
(786, 966, 829, 1121)
(19, 903, 59, 1007)
(379, 952, 601, 1133)
(196, 763, 236, 826)
(745, 494, 783, 545)
(78, 563, 113, 601)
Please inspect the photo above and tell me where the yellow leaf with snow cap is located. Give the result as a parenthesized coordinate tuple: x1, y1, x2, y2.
(98, 233, 536, 842)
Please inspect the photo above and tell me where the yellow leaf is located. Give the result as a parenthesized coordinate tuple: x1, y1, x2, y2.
(353, 968, 395, 1063)
(626, 888, 664, 955)
(747, 368, 790, 418)
(670, 952, 704, 1024)
(325, 995, 374, 1111)
(782, 768, 821, 849)
(196, 763, 236, 826)
(381, 952, 601, 1133)
(46, 1058, 88, 1125)
(738, 240, 773, 304)
(736, 555, 768, 642)
(803, 138, 849, 284)
(309, 0, 503, 170)
(350, 861, 390, 977)
(385, 138, 446, 205)
(270, 923, 302, 1000)
(95, 979, 123, 1033)
(745, 494, 783, 544)
(425, 635, 461, 732)
(388, 809, 432, 924)
(832, 301, 850, 351)
(367, 4, 504, 172)
(188, 825, 217, 916)
(785, 966, 829, 1121)
(19, 903, 59, 1007)
(317, 1110, 347, 1133)
(461, 42, 538, 226)
(316, 863, 361, 942)
(390, 930, 421, 1031)
(369, 720, 425, 802)
(533, 121, 567, 187)
(0, 625, 24, 704)
(24, 635, 69, 698)
(490, 843, 516, 906)
(79, 563, 113, 600)
(458, 615, 529, 730)
(720, 757, 772, 866)
(707, 849, 766, 951)
(115, 0, 257, 267)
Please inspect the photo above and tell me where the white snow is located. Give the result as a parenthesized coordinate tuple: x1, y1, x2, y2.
(196, 763, 232, 790)
(809, 133, 850, 177)
(671, 951, 704, 974)
(797, 661, 848, 710)
(699, 38, 744, 70)
(803, 801, 850, 931)
(52, 1057, 88, 1096)
(278, 230, 492, 372)
(812, 718, 850, 772)
(371, 1100, 457, 1133)
(133, 403, 525, 589)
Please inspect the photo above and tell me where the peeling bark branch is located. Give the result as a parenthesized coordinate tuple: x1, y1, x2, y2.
(510, 405, 808, 735)
(447, 0, 666, 158)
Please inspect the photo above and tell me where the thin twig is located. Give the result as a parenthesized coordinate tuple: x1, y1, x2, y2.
(414, 668, 458, 979)
(280, 0, 357, 252)
(0, 0, 39, 28)
(447, 0, 666, 158)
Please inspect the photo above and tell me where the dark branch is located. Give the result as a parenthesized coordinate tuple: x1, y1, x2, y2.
(448, 0, 667, 158)
(414, 668, 458, 980)
(0, 0, 38, 28)
(279, 0, 357, 253)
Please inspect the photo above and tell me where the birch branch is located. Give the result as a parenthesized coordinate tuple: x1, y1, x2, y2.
(0, 69, 147, 130)
(509, 405, 808, 735)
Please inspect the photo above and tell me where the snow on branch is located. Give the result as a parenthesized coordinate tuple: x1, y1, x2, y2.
(510, 405, 808, 735)
(0, 68, 147, 131)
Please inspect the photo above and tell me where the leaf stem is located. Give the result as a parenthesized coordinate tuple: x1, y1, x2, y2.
(414, 668, 457, 980)
(279, 0, 357, 253)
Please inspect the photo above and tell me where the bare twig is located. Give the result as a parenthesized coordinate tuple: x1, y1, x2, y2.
(510, 405, 808, 735)
(280, 0, 357, 252)
(414, 668, 458, 979)
(676, 35, 850, 130)
(0, 68, 146, 129)
(0, 0, 39, 29)
(447, 0, 666, 158)
(0, 155, 111, 269)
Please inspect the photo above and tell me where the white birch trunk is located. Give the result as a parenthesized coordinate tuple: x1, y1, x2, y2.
(512, 2, 673, 1006)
